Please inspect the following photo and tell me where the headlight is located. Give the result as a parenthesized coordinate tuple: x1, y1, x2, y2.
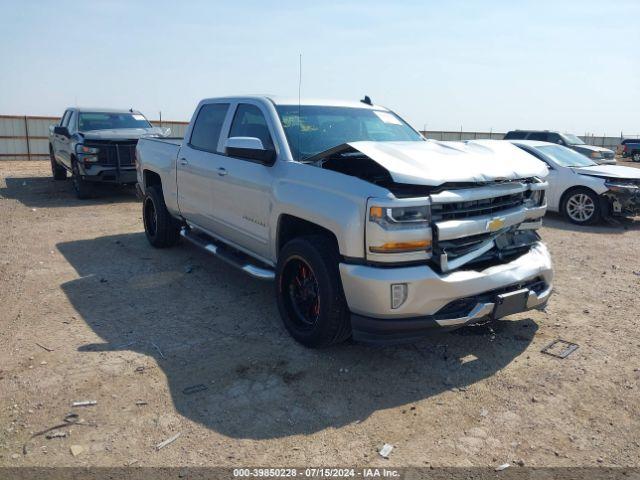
(76, 145, 99, 155)
(524, 189, 544, 207)
(369, 205, 431, 227)
(76, 144, 99, 163)
(367, 201, 432, 259)
(605, 179, 639, 190)
(590, 151, 603, 159)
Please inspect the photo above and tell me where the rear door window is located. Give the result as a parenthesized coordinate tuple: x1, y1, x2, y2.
(228, 104, 274, 151)
(528, 132, 549, 141)
(189, 103, 230, 153)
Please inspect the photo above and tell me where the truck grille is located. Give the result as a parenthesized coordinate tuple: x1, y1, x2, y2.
(84, 140, 138, 167)
(431, 192, 524, 221)
(437, 231, 496, 258)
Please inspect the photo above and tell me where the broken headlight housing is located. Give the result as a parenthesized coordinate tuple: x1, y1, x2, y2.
(605, 179, 639, 191)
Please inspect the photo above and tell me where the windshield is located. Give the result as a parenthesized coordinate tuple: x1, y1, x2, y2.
(78, 112, 152, 132)
(538, 144, 596, 167)
(562, 133, 585, 145)
(275, 105, 423, 161)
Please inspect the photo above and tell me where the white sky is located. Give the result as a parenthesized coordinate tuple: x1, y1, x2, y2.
(0, 0, 638, 135)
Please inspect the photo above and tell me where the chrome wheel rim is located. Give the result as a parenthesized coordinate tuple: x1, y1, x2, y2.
(634, 153, 640, 162)
(566, 193, 595, 222)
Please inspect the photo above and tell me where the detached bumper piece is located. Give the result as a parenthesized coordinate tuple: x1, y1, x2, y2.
(351, 277, 551, 345)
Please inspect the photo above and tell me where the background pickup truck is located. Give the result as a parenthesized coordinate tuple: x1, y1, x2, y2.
(617, 139, 640, 162)
(49, 108, 166, 198)
(136, 95, 553, 347)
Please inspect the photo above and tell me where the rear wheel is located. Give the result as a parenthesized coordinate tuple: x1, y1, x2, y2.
(276, 235, 351, 348)
(71, 159, 91, 199)
(143, 185, 180, 248)
(50, 147, 66, 180)
(633, 152, 640, 163)
(562, 188, 601, 225)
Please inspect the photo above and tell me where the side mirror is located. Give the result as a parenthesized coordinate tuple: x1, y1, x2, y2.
(54, 126, 70, 137)
(557, 139, 564, 145)
(224, 137, 276, 165)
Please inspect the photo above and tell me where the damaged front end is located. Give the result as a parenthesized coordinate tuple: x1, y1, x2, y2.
(602, 179, 640, 217)
(308, 141, 549, 273)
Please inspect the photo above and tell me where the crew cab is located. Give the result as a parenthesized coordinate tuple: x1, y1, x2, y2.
(49, 108, 166, 198)
(136, 96, 553, 347)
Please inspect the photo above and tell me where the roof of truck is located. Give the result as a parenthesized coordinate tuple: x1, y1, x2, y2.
(200, 95, 386, 110)
(71, 107, 144, 114)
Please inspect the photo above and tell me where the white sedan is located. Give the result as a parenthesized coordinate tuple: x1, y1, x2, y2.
(510, 140, 640, 225)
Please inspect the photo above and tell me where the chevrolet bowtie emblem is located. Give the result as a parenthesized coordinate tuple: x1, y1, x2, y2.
(487, 217, 505, 232)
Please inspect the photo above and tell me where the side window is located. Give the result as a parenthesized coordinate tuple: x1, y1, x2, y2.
(504, 131, 527, 140)
(528, 132, 548, 141)
(68, 111, 78, 132)
(60, 111, 71, 127)
(189, 103, 230, 152)
(547, 133, 563, 144)
(229, 104, 274, 151)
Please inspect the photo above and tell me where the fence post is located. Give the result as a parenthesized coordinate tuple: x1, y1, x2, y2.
(24, 116, 31, 161)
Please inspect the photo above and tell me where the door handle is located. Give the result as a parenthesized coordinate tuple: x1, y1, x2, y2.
(217, 167, 228, 176)
(179, 158, 188, 166)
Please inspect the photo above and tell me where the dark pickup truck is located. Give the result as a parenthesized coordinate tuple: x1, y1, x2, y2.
(617, 139, 640, 162)
(48, 108, 166, 198)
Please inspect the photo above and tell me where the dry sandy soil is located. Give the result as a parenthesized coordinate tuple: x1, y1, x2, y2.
(1, 160, 639, 469)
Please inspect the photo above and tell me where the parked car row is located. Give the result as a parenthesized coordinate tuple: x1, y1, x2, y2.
(46, 97, 638, 347)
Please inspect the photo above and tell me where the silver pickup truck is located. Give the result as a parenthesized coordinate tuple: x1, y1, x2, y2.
(136, 95, 553, 347)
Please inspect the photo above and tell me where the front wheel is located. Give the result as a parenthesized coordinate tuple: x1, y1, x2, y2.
(50, 147, 66, 180)
(143, 185, 180, 248)
(562, 188, 601, 225)
(71, 159, 91, 199)
(633, 152, 640, 163)
(276, 235, 351, 348)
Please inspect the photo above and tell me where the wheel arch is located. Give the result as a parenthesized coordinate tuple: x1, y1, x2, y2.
(559, 185, 601, 211)
(276, 214, 340, 260)
(143, 169, 162, 191)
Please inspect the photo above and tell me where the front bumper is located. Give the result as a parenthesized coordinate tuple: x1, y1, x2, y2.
(79, 164, 137, 184)
(339, 242, 553, 344)
(603, 189, 640, 217)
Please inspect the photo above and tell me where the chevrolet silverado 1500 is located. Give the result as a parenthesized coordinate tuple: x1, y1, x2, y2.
(136, 96, 553, 347)
(49, 108, 165, 198)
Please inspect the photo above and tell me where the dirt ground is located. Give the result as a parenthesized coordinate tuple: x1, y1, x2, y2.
(1, 160, 639, 469)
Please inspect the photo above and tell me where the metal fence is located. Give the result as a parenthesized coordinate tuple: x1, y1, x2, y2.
(1, 115, 636, 161)
(420, 131, 636, 150)
(0, 115, 189, 161)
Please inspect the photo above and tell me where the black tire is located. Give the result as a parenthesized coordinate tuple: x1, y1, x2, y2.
(632, 152, 640, 163)
(50, 147, 66, 180)
(71, 158, 91, 199)
(143, 185, 180, 248)
(561, 188, 601, 225)
(276, 235, 351, 348)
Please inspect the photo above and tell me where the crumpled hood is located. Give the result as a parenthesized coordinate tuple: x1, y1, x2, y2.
(80, 127, 166, 141)
(574, 165, 640, 180)
(348, 140, 548, 186)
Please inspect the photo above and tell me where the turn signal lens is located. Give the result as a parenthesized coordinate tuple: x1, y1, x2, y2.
(369, 240, 432, 253)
